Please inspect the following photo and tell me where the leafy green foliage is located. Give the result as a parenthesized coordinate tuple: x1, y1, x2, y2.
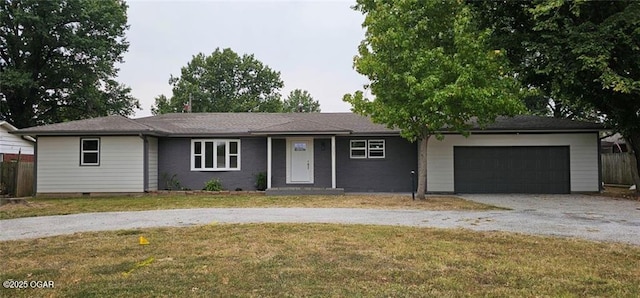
(344, 0, 524, 198)
(0, 0, 139, 128)
(203, 178, 223, 192)
(151, 48, 284, 114)
(150, 95, 171, 116)
(254, 172, 267, 191)
(471, 0, 640, 193)
(282, 89, 321, 112)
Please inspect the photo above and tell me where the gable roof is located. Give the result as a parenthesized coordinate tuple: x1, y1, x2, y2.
(12, 113, 603, 137)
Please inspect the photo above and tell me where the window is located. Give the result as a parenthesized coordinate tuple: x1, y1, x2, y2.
(81, 138, 100, 166)
(191, 139, 240, 171)
(350, 140, 367, 158)
(350, 139, 385, 159)
(368, 140, 385, 158)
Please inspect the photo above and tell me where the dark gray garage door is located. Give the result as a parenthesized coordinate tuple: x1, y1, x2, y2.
(454, 146, 570, 194)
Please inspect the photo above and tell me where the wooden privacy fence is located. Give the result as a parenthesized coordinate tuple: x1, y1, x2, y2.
(0, 161, 34, 197)
(601, 153, 637, 185)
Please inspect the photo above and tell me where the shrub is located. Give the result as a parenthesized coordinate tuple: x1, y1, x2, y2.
(255, 172, 267, 191)
(203, 178, 223, 191)
(162, 173, 182, 190)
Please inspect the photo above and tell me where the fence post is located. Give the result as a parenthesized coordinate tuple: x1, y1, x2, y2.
(14, 150, 21, 196)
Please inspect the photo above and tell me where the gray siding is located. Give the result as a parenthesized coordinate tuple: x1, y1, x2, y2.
(271, 138, 332, 188)
(336, 136, 417, 192)
(158, 137, 266, 191)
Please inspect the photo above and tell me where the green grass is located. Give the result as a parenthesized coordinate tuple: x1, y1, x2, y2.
(1, 224, 638, 297)
(0, 194, 504, 219)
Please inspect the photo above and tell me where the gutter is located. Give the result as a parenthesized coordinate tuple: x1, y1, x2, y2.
(437, 129, 605, 134)
(9, 130, 167, 137)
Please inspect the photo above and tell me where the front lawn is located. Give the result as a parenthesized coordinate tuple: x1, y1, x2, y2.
(0, 224, 638, 297)
(0, 194, 504, 219)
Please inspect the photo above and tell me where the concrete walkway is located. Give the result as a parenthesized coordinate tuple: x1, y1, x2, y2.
(1, 194, 639, 245)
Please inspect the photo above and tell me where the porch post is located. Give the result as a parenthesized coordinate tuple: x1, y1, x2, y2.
(331, 136, 336, 188)
(267, 136, 272, 189)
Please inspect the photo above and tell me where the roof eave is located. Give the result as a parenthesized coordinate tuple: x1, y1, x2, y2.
(437, 128, 604, 134)
(347, 131, 402, 136)
(10, 130, 165, 137)
(249, 130, 352, 135)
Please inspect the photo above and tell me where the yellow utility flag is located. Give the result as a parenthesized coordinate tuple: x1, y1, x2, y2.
(139, 236, 149, 245)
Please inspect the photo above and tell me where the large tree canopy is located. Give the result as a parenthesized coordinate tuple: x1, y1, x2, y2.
(151, 48, 284, 114)
(344, 0, 524, 199)
(282, 89, 321, 113)
(470, 0, 640, 192)
(0, 0, 138, 128)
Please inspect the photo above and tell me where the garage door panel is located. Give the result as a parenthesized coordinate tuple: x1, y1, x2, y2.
(454, 146, 570, 194)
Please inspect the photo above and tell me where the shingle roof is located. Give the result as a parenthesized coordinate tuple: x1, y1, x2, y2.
(13, 113, 603, 136)
(471, 115, 604, 131)
(15, 115, 157, 135)
(250, 118, 351, 134)
(133, 113, 396, 136)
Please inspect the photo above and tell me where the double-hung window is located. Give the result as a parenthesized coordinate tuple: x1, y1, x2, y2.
(191, 139, 240, 171)
(80, 138, 100, 166)
(349, 140, 367, 158)
(368, 140, 385, 158)
(350, 139, 385, 159)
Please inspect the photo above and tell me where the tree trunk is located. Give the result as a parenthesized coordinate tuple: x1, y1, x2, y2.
(625, 131, 640, 196)
(416, 135, 431, 200)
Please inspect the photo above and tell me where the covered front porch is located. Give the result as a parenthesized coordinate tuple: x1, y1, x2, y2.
(263, 135, 343, 195)
(249, 117, 351, 196)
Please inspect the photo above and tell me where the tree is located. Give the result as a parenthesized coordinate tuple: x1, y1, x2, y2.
(0, 0, 139, 128)
(344, 0, 524, 199)
(151, 48, 284, 114)
(468, 1, 601, 121)
(150, 95, 171, 115)
(471, 0, 640, 193)
(282, 89, 321, 112)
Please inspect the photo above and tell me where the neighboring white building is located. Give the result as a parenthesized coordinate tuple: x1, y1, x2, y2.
(0, 121, 35, 161)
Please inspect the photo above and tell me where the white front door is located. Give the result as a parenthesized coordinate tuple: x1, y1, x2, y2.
(287, 138, 314, 184)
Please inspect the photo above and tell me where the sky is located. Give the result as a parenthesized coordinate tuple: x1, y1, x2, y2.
(117, 0, 368, 118)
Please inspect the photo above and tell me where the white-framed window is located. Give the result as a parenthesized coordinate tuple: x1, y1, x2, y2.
(80, 138, 100, 166)
(368, 140, 385, 158)
(350, 140, 367, 159)
(191, 139, 240, 171)
(350, 139, 385, 159)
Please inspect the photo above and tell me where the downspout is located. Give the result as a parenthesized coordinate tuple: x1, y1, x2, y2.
(597, 132, 603, 192)
(33, 137, 38, 196)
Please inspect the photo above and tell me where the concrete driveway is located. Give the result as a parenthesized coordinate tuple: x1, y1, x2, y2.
(458, 194, 640, 245)
(1, 194, 638, 245)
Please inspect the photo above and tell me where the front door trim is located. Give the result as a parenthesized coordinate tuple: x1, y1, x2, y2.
(286, 138, 314, 184)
